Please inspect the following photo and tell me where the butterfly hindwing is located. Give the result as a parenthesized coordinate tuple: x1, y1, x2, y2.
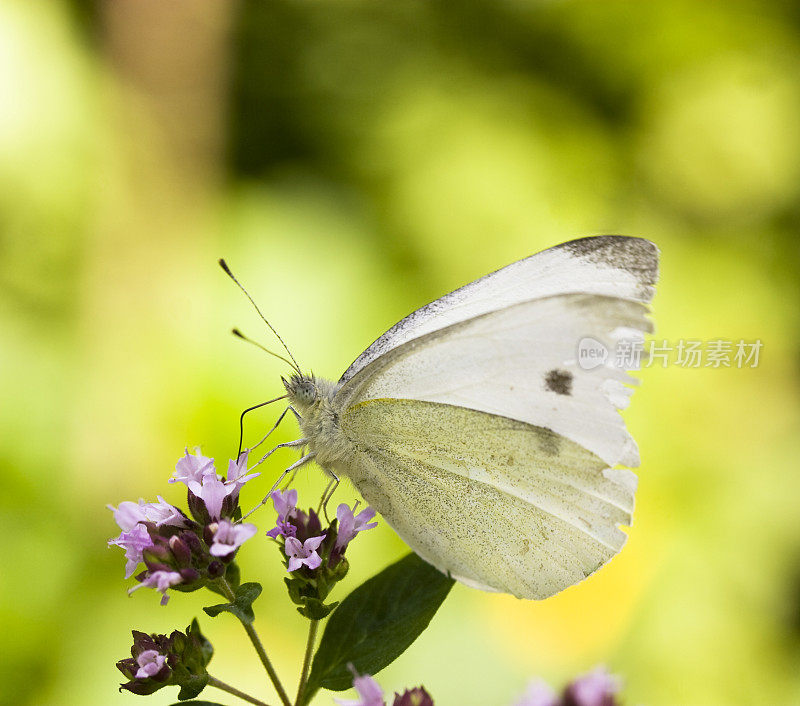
(338, 398, 633, 599)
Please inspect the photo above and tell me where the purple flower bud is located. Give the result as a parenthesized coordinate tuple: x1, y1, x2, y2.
(143, 540, 173, 564)
(207, 559, 225, 578)
(178, 567, 201, 583)
(392, 687, 434, 706)
(182, 530, 204, 556)
(169, 536, 192, 566)
(289, 507, 323, 542)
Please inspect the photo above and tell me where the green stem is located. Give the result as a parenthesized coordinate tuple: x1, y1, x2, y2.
(295, 620, 319, 706)
(208, 675, 271, 706)
(220, 579, 292, 706)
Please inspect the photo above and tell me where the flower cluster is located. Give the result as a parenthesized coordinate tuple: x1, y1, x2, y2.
(108, 449, 259, 605)
(116, 619, 212, 700)
(338, 667, 621, 706)
(266, 489, 377, 619)
(514, 667, 620, 706)
(335, 671, 433, 706)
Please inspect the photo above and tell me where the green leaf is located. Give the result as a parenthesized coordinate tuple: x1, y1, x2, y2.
(169, 701, 226, 706)
(303, 553, 454, 701)
(175, 672, 209, 701)
(203, 582, 262, 624)
(298, 597, 339, 620)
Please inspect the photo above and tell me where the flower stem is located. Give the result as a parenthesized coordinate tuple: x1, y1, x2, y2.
(295, 619, 319, 706)
(208, 675, 271, 706)
(220, 579, 292, 706)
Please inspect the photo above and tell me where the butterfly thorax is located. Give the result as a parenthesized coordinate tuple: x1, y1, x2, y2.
(283, 373, 351, 466)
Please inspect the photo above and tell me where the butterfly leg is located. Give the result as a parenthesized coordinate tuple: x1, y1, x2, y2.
(250, 437, 308, 470)
(317, 470, 341, 523)
(236, 396, 297, 459)
(250, 406, 301, 453)
(240, 451, 316, 521)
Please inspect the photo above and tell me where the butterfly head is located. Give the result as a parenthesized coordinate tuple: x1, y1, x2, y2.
(282, 373, 319, 410)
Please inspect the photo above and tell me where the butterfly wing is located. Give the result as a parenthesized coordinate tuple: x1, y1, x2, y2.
(338, 397, 632, 599)
(329, 236, 658, 597)
(337, 293, 653, 468)
(339, 235, 658, 386)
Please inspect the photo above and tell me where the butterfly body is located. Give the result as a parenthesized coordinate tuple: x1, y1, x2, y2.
(283, 374, 350, 467)
(269, 236, 658, 599)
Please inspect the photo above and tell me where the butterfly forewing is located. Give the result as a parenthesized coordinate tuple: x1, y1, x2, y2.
(339, 235, 658, 385)
(337, 293, 652, 468)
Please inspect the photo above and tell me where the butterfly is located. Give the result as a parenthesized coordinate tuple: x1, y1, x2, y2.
(225, 235, 659, 599)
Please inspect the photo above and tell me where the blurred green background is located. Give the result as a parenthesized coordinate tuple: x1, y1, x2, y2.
(2, 1, 799, 705)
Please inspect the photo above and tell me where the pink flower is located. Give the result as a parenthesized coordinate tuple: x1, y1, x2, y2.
(335, 504, 378, 551)
(109, 524, 154, 578)
(108, 498, 185, 531)
(514, 679, 558, 706)
(209, 519, 258, 557)
(134, 649, 167, 679)
(284, 534, 326, 572)
(272, 488, 298, 519)
(563, 667, 619, 706)
(108, 500, 148, 531)
(225, 450, 260, 496)
(171, 449, 215, 486)
(266, 489, 299, 539)
(128, 570, 183, 605)
(188, 474, 229, 521)
(145, 496, 187, 527)
(335, 672, 385, 706)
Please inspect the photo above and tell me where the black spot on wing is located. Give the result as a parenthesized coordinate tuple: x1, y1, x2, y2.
(561, 235, 659, 286)
(534, 427, 561, 457)
(544, 368, 573, 396)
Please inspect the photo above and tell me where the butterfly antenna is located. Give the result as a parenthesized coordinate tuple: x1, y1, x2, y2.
(219, 258, 302, 373)
(231, 328, 300, 373)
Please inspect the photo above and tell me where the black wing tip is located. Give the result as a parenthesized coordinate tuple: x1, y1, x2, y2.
(558, 235, 660, 285)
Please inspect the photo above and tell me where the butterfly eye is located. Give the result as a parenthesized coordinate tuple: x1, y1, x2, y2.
(288, 378, 316, 405)
(298, 383, 315, 403)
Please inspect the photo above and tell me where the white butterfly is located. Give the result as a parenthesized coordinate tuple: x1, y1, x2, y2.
(231, 235, 659, 599)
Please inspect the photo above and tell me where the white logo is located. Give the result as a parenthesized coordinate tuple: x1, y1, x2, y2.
(577, 337, 609, 370)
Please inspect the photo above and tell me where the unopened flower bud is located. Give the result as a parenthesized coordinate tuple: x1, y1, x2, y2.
(207, 559, 225, 578)
(393, 687, 434, 706)
(169, 536, 192, 566)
